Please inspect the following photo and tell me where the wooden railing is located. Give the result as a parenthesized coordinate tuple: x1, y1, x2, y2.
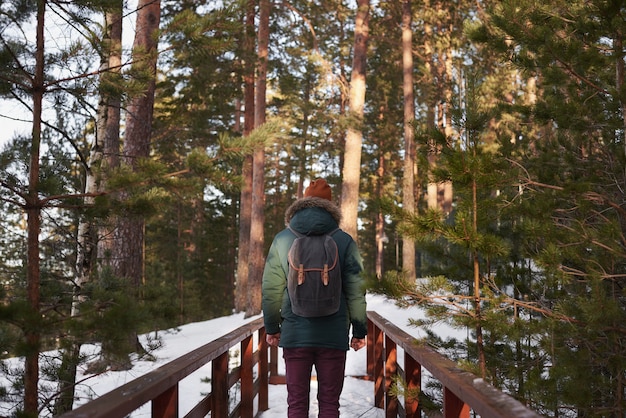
(60, 317, 272, 418)
(367, 311, 543, 418)
(60, 312, 543, 418)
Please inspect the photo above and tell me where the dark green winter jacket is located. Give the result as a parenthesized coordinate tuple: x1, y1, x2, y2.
(261, 197, 367, 351)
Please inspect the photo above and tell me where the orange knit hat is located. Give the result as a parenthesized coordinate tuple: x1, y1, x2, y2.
(304, 178, 332, 201)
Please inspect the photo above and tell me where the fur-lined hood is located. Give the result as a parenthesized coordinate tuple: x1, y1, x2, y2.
(284, 196, 342, 226)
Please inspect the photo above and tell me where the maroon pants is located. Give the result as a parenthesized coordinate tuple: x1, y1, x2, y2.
(283, 347, 347, 418)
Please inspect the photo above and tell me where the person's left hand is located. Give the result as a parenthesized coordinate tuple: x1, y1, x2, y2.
(350, 337, 366, 351)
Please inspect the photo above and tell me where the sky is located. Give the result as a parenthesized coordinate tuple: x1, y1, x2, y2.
(0, 294, 452, 418)
(0, 102, 31, 148)
(0, 1, 139, 150)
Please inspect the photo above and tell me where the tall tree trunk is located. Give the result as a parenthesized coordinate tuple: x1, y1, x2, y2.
(441, 52, 454, 214)
(375, 153, 385, 279)
(236, 157, 253, 311)
(235, 0, 256, 312)
(113, 0, 160, 282)
(76, 0, 123, 314)
(616, 30, 626, 152)
(24, 2, 45, 414)
(246, 0, 271, 317)
(54, 3, 124, 414)
(108, 0, 160, 367)
(340, 0, 370, 239)
(423, 0, 437, 211)
(297, 74, 312, 198)
(401, 0, 416, 281)
(472, 177, 486, 378)
(97, 3, 123, 266)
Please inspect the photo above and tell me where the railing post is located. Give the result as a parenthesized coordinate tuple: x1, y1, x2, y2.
(241, 335, 254, 418)
(152, 385, 178, 418)
(373, 322, 385, 409)
(367, 317, 375, 378)
(404, 353, 421, 418)
(385, 335, 397, 418)
(443, 387, 470, 418)
(269, 345, 283, 384)
(212, 351, 229, 418)
(258, 328, 269, 411)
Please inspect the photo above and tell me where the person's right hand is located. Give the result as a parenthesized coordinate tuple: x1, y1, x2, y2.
(266, 333, 281, 347)
(350, 337, 366, 351)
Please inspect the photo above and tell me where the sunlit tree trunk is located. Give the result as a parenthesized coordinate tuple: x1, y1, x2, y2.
(77, 1, 123, 312)
(375, 153, 385, 278)
(54, 3, 124, 414)
(235, 0, 255, 312)
(247, 0, 271, 317)
(401, 0, 416, 281)
(97, 3, 123, 267)
(340, 0, 370, 239)
(441, 53, 454, 214)
(423, 1, 438, 211)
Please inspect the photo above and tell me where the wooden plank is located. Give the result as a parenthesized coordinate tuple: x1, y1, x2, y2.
(183, 394, 211, 418)
(258, 328, 269, 411)
(212, 352, 229, 418)
(385, 335, 398, 418)
(404, 352, 421, 418)
(152, 385, 178, 418)
(444, 387, 469, 418)
(367, 318, 375, 378)
(240, 335, 254, 418)
(373, 322, 385, 409)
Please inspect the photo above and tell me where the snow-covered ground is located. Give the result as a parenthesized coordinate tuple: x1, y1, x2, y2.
(2, 294, 455, 417)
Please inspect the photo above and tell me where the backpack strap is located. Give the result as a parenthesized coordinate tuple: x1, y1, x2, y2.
(287, 226, 303, 240)
(287, 226, 340, 237)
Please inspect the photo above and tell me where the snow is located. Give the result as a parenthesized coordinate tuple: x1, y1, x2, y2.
(3, 294, 456, 417)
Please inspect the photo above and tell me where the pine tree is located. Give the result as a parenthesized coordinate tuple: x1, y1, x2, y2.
(152, 0, 244, 322)
(470, 0, 626, 415)
(340, 0, 370, 240)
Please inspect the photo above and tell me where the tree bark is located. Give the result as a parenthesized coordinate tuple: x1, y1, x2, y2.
(54, 4, 124, 414)
(107, 0, 160, 367)
(340, 0, 370, 240)
(97, 3, 123, 267)
(246, 0, 271, 317)
(401, 0, 416, 281)
(77, 0, 123, 313)
(235, 0, 256, 312)
(24, 1, 45, 414)
(472, 177, 486, 378)
(423, 0, 439, 211)
(375, 153, 385, 279)
(112, 0, 160, 284)
(616, 30, 626, 152)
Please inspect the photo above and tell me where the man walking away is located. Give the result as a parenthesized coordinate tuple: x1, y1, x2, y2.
(262, 178, 367, 418)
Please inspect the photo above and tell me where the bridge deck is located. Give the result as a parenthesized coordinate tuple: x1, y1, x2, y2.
(259, 376, 382, 417)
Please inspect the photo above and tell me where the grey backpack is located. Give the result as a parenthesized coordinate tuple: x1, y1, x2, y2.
(287, 227, 342, 317)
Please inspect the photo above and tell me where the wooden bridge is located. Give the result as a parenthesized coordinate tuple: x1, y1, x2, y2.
(59, 312, 543, 418)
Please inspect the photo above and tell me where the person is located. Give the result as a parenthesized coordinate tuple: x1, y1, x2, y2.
(262, 178, 367, 418)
